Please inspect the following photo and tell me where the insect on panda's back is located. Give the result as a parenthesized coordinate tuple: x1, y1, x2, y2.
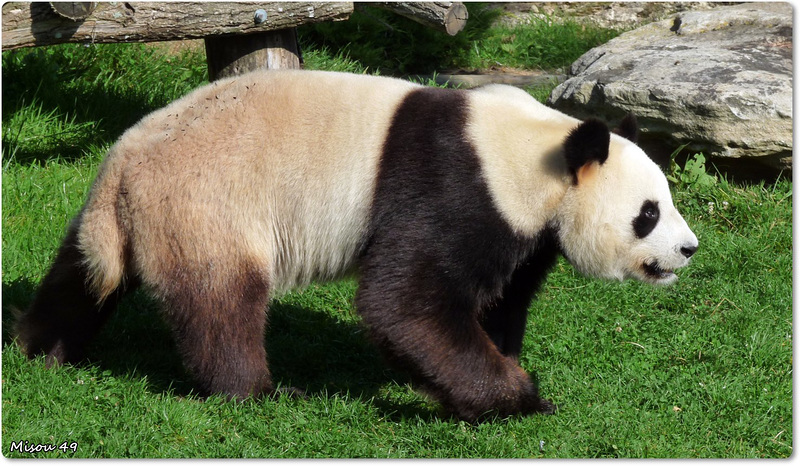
(95, 70, 420, 293)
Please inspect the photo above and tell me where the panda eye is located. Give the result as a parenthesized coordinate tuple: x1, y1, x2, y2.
(633, 200, 660, 238)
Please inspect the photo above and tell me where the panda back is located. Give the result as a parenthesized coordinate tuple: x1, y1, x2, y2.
(104, 70, 419, 293)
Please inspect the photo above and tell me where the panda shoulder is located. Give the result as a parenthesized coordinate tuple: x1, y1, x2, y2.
(468, 84, 564, 122)
(472, 83, 535, 101)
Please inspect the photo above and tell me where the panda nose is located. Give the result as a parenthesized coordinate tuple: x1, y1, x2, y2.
(680, 245, 698, 258)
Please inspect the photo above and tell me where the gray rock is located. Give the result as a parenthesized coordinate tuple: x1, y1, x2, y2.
(547, 2, 792, 173)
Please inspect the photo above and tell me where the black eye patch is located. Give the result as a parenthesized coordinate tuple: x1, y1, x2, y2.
(632, 200, 660, 238)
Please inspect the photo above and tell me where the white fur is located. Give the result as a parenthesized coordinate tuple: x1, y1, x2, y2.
(466, 86, 577, 236)
(555, 139, 698, 284)
(465, 84, 697, 284)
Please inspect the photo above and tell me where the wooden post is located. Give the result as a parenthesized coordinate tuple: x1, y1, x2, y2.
(205, 29, 300, 80)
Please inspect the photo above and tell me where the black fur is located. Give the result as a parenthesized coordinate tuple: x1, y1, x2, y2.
(15, 219, 136, 366)
(357, 87, 557, 422)
(158, 260, 273, 399)
(563, 119, 610, 180)
(614, 113, 639, 144)
(632, 200, 660, 239)
(480, 233, 558, 359)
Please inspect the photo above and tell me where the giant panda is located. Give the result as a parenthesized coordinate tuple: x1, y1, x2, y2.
(16, 69, 698, 422)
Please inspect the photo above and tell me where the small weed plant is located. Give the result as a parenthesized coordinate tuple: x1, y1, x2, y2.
(667, 145, 717, 189)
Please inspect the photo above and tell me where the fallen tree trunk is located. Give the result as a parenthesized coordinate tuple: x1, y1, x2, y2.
(371, 2, 467, 36)
(2, 2, 353, 50)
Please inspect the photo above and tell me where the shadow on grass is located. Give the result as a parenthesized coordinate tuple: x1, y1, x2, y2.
(2, 277, 424, 418)
(2, 43, 207, 166)
(266, 302, 398, 395)
(298, 4, 502, 75)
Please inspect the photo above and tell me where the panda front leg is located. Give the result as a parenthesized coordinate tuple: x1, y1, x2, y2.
(481, 245, 559, 359)
(356, 268, 555, 422)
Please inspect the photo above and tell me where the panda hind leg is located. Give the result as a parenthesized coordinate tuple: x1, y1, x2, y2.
(156, 259, 276, 400)
(15, 222, 135, 366)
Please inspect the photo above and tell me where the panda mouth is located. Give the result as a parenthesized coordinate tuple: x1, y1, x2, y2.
(643, 261, 675, 281)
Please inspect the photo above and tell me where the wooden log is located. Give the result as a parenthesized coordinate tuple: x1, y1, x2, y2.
(2, 2, 353, 50)
(205, 28, 300, 80)
(371, 2, 467, 36)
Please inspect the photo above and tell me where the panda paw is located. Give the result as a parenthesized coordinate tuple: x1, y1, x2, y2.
(534, 397, 558, 415)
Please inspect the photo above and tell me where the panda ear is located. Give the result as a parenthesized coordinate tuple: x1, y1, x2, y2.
(613, 113, 639, 143)
(563, 119, 610, 182)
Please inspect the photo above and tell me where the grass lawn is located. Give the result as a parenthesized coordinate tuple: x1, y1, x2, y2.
(1, 14, 792, 459)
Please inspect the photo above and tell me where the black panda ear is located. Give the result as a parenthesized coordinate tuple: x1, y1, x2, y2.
(613, 113, 639, 143)
(563, 119, 610, 176)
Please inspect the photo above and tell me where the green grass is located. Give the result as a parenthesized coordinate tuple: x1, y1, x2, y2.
(2, 36, 792, 458)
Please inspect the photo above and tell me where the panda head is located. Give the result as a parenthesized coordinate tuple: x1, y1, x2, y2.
(554, 115, 698, 285)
